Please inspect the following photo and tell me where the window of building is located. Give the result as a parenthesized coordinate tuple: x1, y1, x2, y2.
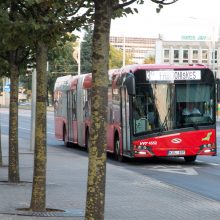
(212, 49, 218, 64)
(192, 49, 199, 63)
(163, 49, 170, 63)
(202, 49, 208, 63)
(173, 49, 179, 63)
(183, 49, 189, 63)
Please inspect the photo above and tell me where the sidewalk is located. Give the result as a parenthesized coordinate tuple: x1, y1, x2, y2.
(1, 134, 220, 220)
(0, 135, 86, 220)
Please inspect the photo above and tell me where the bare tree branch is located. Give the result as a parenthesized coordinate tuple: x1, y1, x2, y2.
(114, 0, 138, 10)
(151, 0, 179, 5)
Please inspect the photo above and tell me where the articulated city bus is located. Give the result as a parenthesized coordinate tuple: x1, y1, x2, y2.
(54, 64, 218, 162)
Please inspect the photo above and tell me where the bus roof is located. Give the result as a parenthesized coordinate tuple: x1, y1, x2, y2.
(54, 64, 211, 91)
(69, 75, 78, 90)
(54, 75, 72, 91)
(119, 64, 209, 74)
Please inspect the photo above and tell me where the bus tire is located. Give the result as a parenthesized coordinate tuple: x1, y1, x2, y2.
(85, 129, 90, 152)
(114, 135, 123, 162)
(184, 155, 196, 162)
(63, 127, 70, 147)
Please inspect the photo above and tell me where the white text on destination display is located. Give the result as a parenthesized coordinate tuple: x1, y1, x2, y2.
(146, 70, 201, 81)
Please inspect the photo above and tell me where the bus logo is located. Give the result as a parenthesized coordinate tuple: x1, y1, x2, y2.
(171, 138, 182, 144)
(202, 132, 212, 141)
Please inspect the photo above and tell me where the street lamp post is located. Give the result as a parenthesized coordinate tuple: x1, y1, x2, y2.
(78, 39, 81, 75)
(211, 26, 216, 76)
(123, 35, 126, 67)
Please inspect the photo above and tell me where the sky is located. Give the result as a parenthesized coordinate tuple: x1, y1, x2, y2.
(110, 0, 220, 41)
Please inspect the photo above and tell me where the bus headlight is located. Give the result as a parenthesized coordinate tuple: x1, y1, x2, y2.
(135, 145, 152, 151)
(136, 145, 148, 150)
(200, 143, 215, 150)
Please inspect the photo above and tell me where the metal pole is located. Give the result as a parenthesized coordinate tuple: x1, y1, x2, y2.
(212, 26, 216, 76)
(78, 40, 81, 75)
(123, 35, 126, 67)
(30, 69, 36, 151)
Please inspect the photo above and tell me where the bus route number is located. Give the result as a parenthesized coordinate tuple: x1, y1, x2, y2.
(139, 141, 157, 146)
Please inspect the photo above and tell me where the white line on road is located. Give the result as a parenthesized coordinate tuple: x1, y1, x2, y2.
(149, 165, 198, 175)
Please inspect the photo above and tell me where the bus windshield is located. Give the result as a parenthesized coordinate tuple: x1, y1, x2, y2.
(132, 83, 215, 135)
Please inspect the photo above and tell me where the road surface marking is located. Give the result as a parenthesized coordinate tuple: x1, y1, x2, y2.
(149, 165, 198, 175)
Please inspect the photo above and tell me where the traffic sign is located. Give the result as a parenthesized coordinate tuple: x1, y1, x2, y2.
(4, 82, 10, 92)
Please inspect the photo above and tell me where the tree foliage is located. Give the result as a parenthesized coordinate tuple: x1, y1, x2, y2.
(80, 27, 133, 73)
(81, 27, 93, 74)
(109, 45, 133, 68)
(47, 39, 78, 104)
(49, 41, 77, 74)
(144, 55, 155, 64)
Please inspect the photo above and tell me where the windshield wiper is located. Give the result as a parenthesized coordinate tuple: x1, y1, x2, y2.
(160, 118, 168, 133)
(159, 108, 170, 134)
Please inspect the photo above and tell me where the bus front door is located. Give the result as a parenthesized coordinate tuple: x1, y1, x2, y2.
(121, 88, 131, 156)
(67, 91, 73, 143)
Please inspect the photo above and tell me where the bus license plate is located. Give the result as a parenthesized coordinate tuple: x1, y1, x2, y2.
(168, 150, 185, 156)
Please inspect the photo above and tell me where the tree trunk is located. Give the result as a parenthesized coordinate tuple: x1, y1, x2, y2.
(30, 41, 48, 211)
(8, 52, 20, 183)
(85, 1, 112, 220)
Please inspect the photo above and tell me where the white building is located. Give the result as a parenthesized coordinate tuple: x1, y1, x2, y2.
(155, 33, 220, 78)
(110, 33, 220, 78)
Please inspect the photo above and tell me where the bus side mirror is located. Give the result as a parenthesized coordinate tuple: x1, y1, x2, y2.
(216, 78, 220, 102)
(124, 73, 136, 96)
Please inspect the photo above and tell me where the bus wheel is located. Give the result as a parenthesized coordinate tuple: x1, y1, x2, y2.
(184, 156, 196, 162)
(85, 129, 90, 152)
(114, 136, 123, 162)
(63, 128, 69, 147)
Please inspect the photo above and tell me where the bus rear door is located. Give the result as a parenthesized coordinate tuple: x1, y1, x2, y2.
(121, 88, 131, 156)
(67, 91, 73, 143)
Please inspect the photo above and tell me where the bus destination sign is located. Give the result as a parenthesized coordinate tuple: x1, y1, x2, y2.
(146, 70, 201, 81)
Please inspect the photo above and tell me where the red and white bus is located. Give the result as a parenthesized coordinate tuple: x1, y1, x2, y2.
(54, 64, 218, 162)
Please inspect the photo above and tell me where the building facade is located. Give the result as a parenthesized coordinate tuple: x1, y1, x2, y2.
(110, 35, 220, 78)
(155, 37, 220, 78)
(110, 36, 157, 64)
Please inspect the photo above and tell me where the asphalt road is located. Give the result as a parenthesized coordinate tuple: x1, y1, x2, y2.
(1, 108, 220, 203)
